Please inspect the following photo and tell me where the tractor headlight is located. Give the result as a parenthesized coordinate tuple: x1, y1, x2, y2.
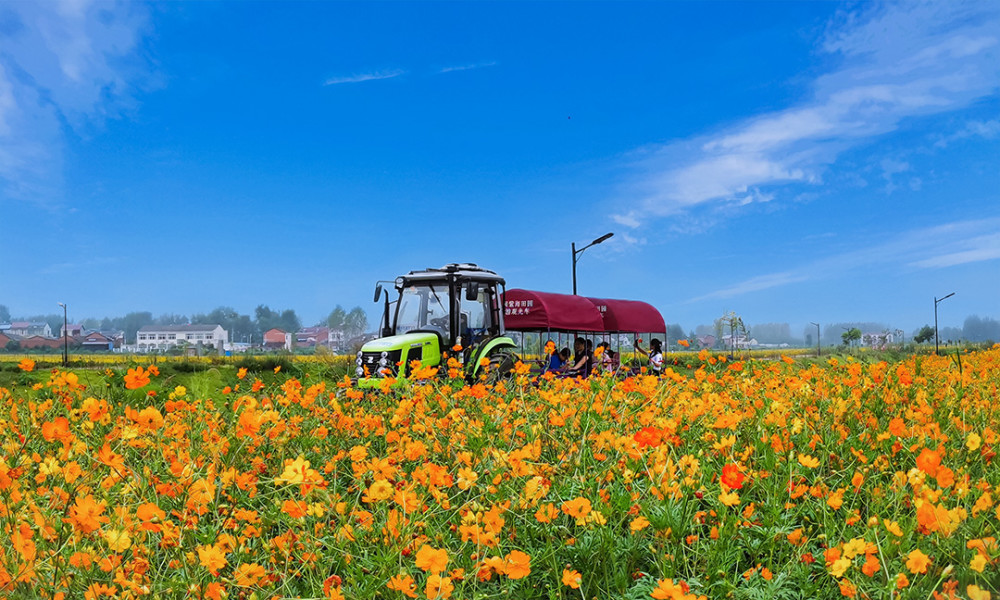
(381, 351, 389, 358)
(379, 358, 389, 367)
(357, 351, 363, 358)
(355, 357, 362, 366)
(355, 367, 364, 376)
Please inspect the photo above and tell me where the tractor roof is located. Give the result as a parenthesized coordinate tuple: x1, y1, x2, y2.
(398, 263, 505, 286)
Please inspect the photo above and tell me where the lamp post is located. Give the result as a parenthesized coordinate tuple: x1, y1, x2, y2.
(572, 232, 613, 295)
(57, 302, 68, 366)
(810, 322, 820, 357)
(934, 292, 955, 355)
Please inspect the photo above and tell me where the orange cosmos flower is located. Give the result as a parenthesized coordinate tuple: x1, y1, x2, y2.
(387, 573, 418, 598)
(415, 544, 449, 573)
(915, 447, 941, 477)
(18, 358, 35, 372)
(905, 549, 930, 574)
(204, 583, 225, 600)
(797, 454, 820, 469)
(967, 585, 990, 600)
(561, 497, 592, 521)
(562, 568, 581, 589)
(281, 499, 308, 519)
(69, 494, 108, 534)
(634, 426, 663, 448)
(503, 550, 531, 579)
(721, 464, 745, 490)
(124, 366, 150, 389)
(41, 417, 72, 443)
(425, 574, 453, 599)
(363, 479, 394, 503)
(678, 339, 690, 348)
(237, 367, 248, 379)
(136, 406, 164, 431)
(197, 543, 228, 574)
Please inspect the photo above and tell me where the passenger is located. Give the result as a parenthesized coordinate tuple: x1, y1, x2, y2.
(634, 338, 664, 374)
(545, 347, 571, 373)
(596, 341, 620, 372)
(566, 337, 593, 377)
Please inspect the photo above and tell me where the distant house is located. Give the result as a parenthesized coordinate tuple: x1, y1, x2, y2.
(295, 326, 330, 348)
(20, 336, 63, 350)
(263, 328, 293, 351)
(81, 331, 115, 351)
(9, 321, 52, 338)
(134, 324, 228, 353)
(62, 323, 85, 338)
(861, 331, 894, 349)
(328, 328, 348, 352)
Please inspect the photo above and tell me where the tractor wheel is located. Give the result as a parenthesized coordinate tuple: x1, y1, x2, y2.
(485, 350, 517, 384)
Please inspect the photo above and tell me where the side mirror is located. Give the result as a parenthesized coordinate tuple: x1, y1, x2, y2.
(373, 284, 383, 303)
(465, 282, 480, 301)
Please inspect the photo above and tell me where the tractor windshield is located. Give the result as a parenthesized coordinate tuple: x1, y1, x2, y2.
(395, 284, 451, 337)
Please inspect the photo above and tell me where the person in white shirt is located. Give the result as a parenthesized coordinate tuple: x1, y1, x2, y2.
(634, 338, 663, 374)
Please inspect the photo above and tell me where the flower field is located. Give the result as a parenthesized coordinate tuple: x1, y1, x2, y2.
(1, 349, 998, 600)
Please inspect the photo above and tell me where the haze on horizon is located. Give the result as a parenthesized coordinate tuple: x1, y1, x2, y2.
(1, 1, 998, 339)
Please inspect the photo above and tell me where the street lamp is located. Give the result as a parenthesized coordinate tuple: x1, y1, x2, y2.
(572, 232, 613, 295)
(934, 292, 955, 355)
(57, 302, 68, 366)
(809, 322, 820, 357)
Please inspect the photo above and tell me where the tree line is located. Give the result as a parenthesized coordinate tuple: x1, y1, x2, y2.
(0, 303, 369, 345)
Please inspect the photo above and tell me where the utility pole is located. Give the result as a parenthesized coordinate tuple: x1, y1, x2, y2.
(810, 322, 820, 357)
(57, 302, 68, 366)
(934, 292, 955, 355)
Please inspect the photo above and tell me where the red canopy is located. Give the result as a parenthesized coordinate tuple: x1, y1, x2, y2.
(586, 297, 666, 334)
(503, 289, 605, 332)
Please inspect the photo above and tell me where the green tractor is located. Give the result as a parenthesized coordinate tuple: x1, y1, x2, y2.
(355, 263, 518, 388)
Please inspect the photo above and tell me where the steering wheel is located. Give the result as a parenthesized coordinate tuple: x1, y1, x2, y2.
(429, 316, 449, 330)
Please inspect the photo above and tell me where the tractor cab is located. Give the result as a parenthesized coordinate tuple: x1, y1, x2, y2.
(356, 264, 516, 387)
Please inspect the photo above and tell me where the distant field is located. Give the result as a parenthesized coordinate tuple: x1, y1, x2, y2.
(1, 347, 996, 599)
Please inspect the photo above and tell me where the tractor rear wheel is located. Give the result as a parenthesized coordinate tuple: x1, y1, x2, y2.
(485, 350, 517, 384)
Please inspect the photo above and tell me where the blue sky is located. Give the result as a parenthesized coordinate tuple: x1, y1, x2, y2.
(1, 1, 998, 337)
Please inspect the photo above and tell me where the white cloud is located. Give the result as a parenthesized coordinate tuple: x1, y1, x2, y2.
(438, 61, 497, 74)
(688, 271, 809, 302)
(910, 232, 1000, 268)
(687, 217, 1000, 302)
(0, 1, 149, 205)
(613, 1, 1000, 228)
(880, 158, 910, 194)
(935, 119, 1000, 147)
(324, 69, 406, 86)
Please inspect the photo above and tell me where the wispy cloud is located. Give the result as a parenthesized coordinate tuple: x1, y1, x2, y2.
(688, 217, 1000, 302)
(934, 119, 1000, 148)
(0, 1, 150, 205)
(324, 69, 406, 86)
(613, 2, 1000, 228)
(437, 61, 497, 74)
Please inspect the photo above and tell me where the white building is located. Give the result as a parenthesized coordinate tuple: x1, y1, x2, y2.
(134, 324, 228, 353)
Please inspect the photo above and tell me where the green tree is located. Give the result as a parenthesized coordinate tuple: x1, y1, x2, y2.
(0, 304, 10, 323)
(344, 306, 369, 337)
(841, 327, 862, 346)
(327, 305, 347, 330)
(154, 313, 189, 325)
(665, 324, 686, 345)
(122, 312, 154, 344)
(913, 325, 935, 344)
